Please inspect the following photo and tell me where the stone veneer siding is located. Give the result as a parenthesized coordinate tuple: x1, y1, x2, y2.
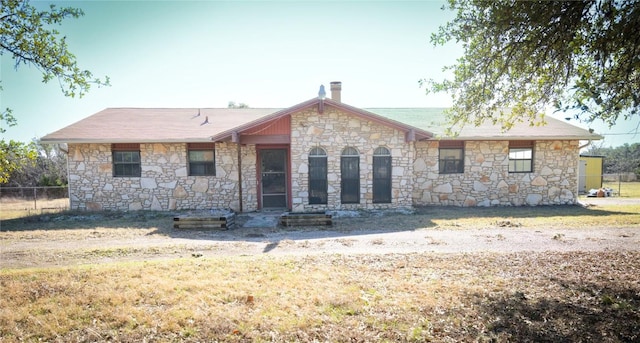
(67, 142, 258, 211)
(289, 107, 415, 212)
(412, 140, 579, 206)
(67, 122, 580, 211)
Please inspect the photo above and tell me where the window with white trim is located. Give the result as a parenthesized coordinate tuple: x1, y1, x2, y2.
(509, 141, 534, 173)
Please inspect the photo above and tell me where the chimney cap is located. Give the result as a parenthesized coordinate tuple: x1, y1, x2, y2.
(329, 81, 342, 102)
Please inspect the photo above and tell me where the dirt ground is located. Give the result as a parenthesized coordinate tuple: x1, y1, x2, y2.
(1, 204, 639, 269)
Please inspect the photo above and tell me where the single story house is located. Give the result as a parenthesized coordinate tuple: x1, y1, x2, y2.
(41, 82, 602, 212)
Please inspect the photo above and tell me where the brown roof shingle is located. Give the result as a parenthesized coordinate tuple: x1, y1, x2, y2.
(40, 108, 280, 143)
(40, 103, 601, 143)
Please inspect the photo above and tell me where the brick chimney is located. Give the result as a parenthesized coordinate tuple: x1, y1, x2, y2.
(330, 81, 342, 102)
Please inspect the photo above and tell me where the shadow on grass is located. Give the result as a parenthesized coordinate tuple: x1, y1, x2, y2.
(415, 204, 639, 220)
(0, 204, 635, 239)
(477, 278, 640, 342)
(0, 210, 174, 232)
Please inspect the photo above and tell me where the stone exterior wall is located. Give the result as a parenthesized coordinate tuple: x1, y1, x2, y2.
(67, 142, 258, 211)
(412, 140, 579, 206)
(66, 117, 580, 212)
(289, 107, 415, 212)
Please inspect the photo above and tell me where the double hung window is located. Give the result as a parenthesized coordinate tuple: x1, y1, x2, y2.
(509, 141, 534, 173)
(112, 143, 141, 177)
(188, 143, 216, 176)
(439, 141, 464, 174)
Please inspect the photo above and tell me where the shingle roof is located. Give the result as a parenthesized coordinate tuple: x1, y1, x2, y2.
(40, 108, 280, 143)
(40, 104, 601, 144)
(366, 108, 603, 141)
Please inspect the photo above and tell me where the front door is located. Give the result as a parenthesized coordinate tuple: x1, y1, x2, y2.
(259, 149, 287, 209)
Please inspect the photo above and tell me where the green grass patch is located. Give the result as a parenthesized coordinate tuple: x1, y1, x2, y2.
(603, 181, 640, 198)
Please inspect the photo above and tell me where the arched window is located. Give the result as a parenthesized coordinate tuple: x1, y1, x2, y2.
(341, 147, 360, 204)
(308, 147, 327, 204)
(373, 147, 392, 203)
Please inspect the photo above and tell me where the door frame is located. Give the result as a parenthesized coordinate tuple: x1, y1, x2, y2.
(256, 145, 291, 210)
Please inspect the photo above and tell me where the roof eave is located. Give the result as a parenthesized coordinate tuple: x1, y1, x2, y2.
(39, 138, 216, 144)
(436, 135, 604, 141)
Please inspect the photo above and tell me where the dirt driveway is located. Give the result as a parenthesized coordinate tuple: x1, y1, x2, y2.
(2, 205, 639, 269)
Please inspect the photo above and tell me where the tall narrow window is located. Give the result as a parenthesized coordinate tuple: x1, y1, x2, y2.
(341, 147, 360, 204)
(373, 147, 391, 203)
(188, 143, 216, 176)
(439, 140, 464, 174)
(509, 141, 534, 173)
(308, 147, 327, 204)
(112, 143, 141, 177)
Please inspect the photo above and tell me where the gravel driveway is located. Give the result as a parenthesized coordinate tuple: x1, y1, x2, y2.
(2, 206, 639, 268)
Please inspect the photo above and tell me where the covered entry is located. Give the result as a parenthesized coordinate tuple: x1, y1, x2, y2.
(258, 147, 290, 209)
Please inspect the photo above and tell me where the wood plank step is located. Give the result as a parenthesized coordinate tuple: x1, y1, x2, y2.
(279, 212, 332, 227)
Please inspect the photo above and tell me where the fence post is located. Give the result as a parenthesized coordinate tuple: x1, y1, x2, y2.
(33, 187, 37, 210)
(618, 173, 622, 197)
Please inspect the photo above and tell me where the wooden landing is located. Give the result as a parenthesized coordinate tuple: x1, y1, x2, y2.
(279, 212, 332, 227)
(173, 212, 236, 230)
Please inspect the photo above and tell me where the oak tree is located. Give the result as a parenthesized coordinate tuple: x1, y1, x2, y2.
(423, 0, 640, 132)
(0, 0, 108, 183)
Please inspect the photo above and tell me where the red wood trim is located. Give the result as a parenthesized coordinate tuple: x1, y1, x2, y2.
(438, 140, 464, 148)
(509, 140, 534, 148)
(112, 143, 140, 150)
(188, 143, 215, 149)
(240, 134, 290, 144)
(255, 145, 292, 210)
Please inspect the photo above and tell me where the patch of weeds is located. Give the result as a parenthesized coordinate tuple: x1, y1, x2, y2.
(370, 238, 384, 245)
(336, 238, 356, 247)
(425, 236, 446, 245)
(298, 240, 311, 248)
(496, 219, 521, 228)
(601, 294, 635, 310)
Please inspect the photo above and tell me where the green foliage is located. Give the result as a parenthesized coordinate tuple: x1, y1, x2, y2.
(0, 108, 17, 133)
(424, 0, 640, 133)
(0, 138, 37, 184)
(228, 101, 249, 109)
(0, 0, 109, 97)
(1, 0, 108, 184)
(2, 139, 68, 186)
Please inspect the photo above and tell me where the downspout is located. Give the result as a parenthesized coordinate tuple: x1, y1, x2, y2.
(576, 140, 593, 203)
(63, 144, 71, 209)
(232, 132, 243, 213)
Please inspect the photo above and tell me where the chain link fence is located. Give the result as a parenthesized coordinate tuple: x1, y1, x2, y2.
(1, 186, 70, 217)
(581, 173, 639, 198)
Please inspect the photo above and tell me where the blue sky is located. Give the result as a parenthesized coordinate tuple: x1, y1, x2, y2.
(1, 0, 638, 147)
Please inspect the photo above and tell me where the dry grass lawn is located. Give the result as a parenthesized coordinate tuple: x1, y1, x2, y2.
(603, 181, 640, 198)
(0, 198, 69, 220)
(1, 198, 639, 342)
(1, 252, 638, 342)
